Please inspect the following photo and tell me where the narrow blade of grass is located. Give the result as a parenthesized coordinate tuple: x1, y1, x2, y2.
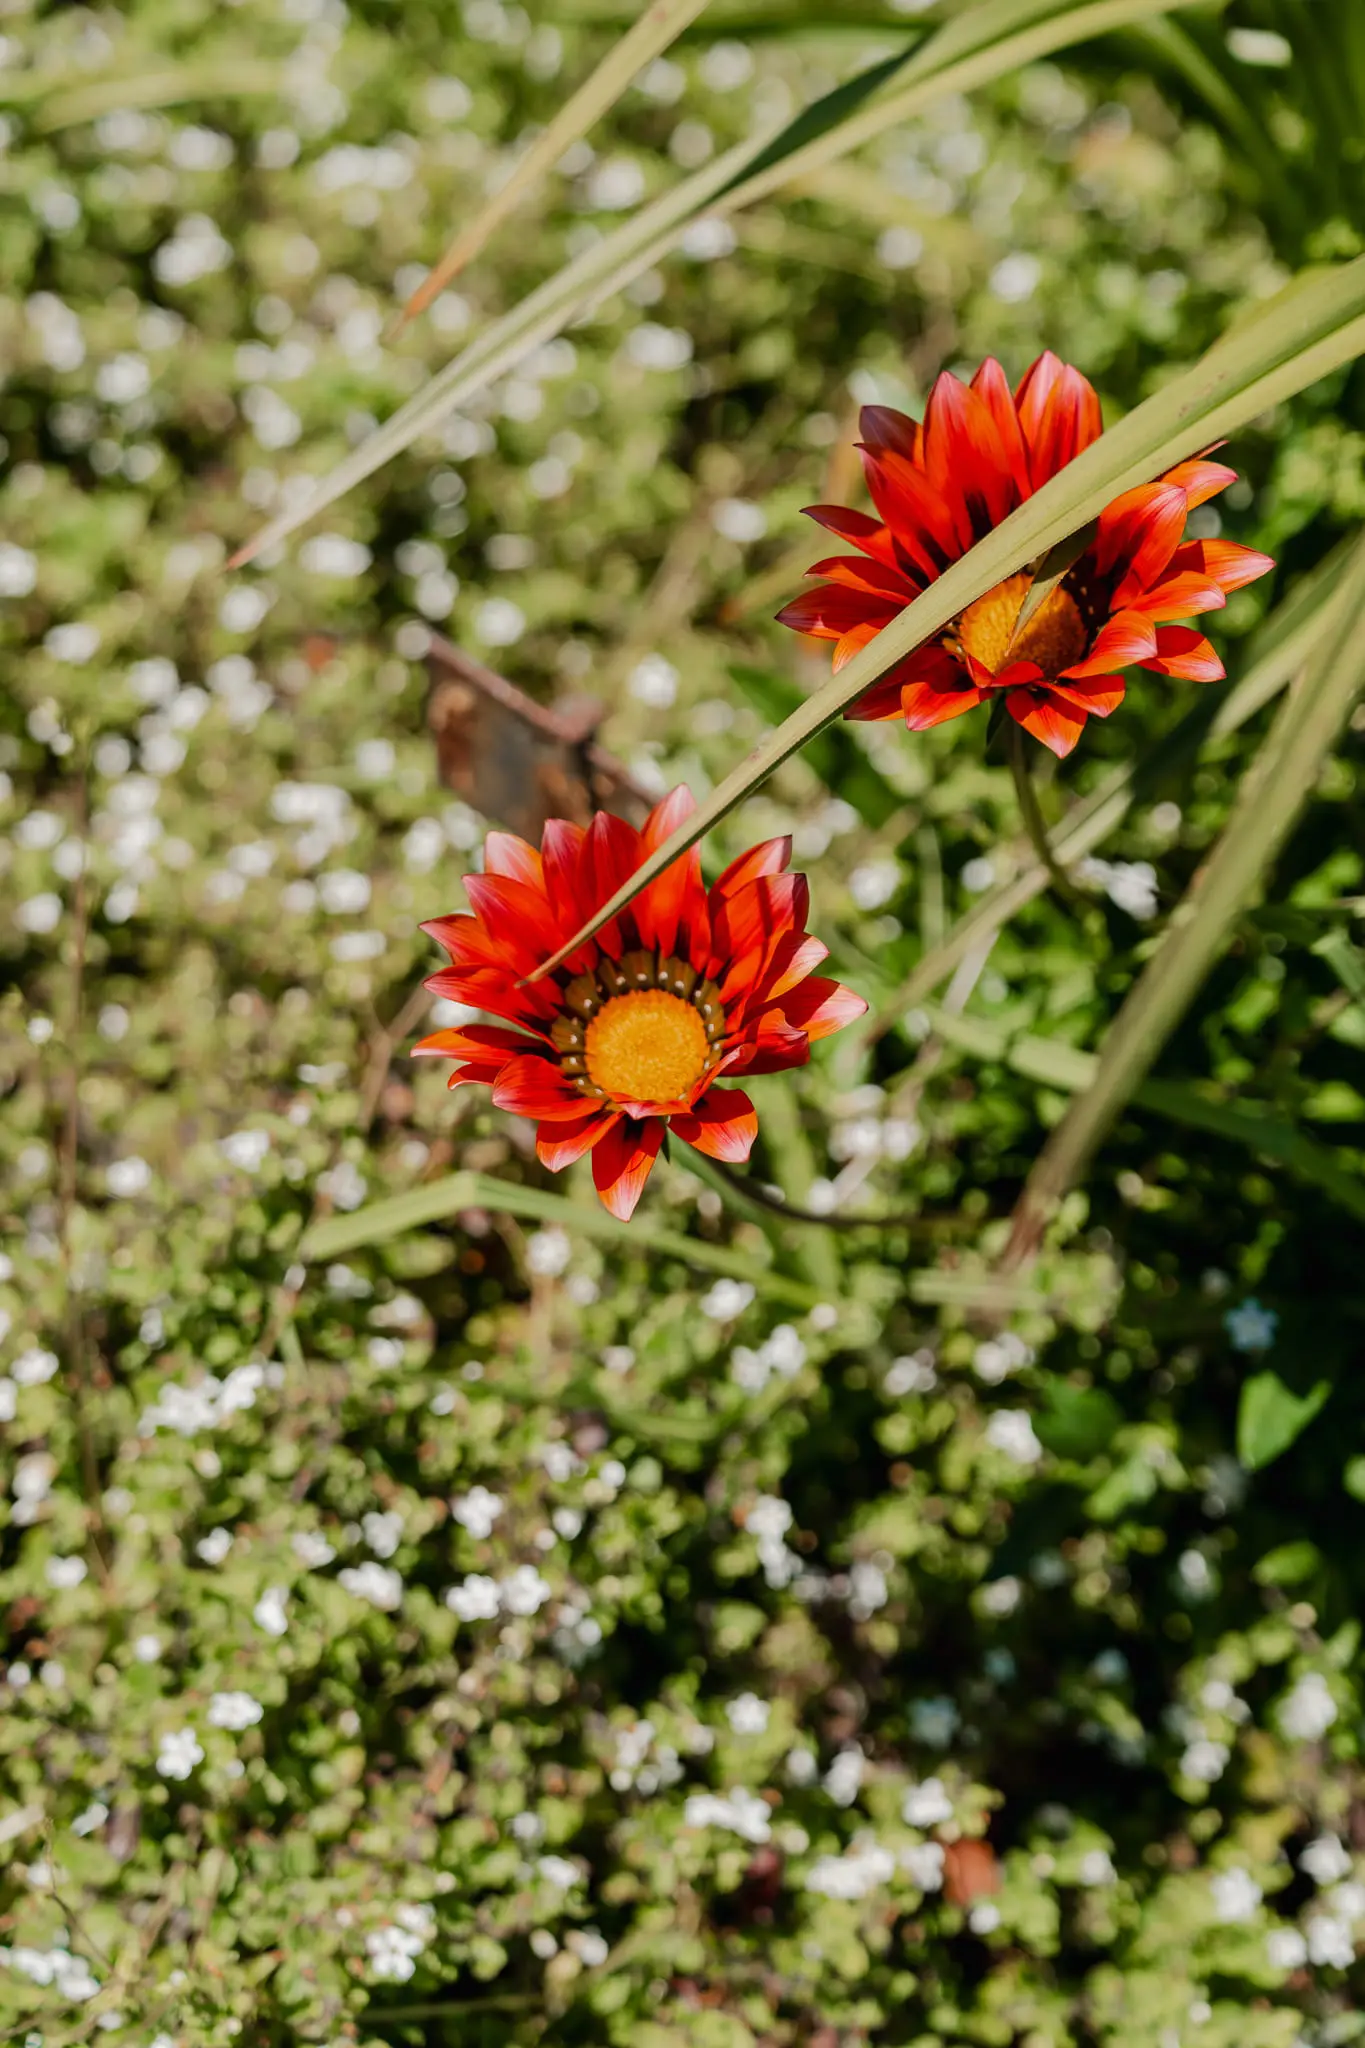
(300, 1169, 828, 1308)
(1004, 526, 1365, 1260)
(859, 536, 1357, 1045)
(395, 0, 714, 329)
(230, 0, 1203, 565)
(922, 1001, 1365, 1223)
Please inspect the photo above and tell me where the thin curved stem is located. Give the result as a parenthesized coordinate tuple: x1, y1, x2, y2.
(1008, 719, 1086, 909)
(704, 1156, 967, 1235)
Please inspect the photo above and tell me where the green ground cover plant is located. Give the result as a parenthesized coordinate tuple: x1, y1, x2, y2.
(3, 2, 1365, 2044)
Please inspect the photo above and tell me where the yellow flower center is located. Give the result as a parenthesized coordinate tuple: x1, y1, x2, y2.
(954, 570, 1089, 679)
(583, 989, 710, 1104)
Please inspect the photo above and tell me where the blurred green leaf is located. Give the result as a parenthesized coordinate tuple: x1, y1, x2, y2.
(1035, 1379, 1124, 1459)
(1237, 1371, 1331, 1472)
(1252, 1541, 1322, 1586)
(727, 664, 903, 829)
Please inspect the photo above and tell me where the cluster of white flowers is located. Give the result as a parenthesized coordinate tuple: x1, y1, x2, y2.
(139, 1359, 278, 1436)
(452, 1485, 504, 1539)
(338, 1562, 403, 1611)
(902, 1776, 954, 1827)
(1278, 1671, 1338, 1742)
(207, 1690, 264, 1731)
(1076, 856, 1160, 920)
(1211, 1866, 1262, 1924)
(725, 1693, 770, 1737)
(364, 1903, 434, 1983)
(156, 1727, 204, 1781)
(446, 1564, 552, 1621)
(1, 1943, 100, 2001)
(984, 1410, 1044, 1466)
(973, 1331, 1034, 1385)
(804, 1839, 896, 1899)
(731, 1323, 805, 1394)
(682, 1787, 772, 1843)
(746, 1495, 799, 1589)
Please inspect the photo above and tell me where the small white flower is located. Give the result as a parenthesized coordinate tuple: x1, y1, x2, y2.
(985, 1410, 1043, 1466)
(13, 1347, 59, 1386)
(848, 859, 901, 911)
(195, 1527, 233, 1567)
(1331, 1880, 1365, 1922)
(365, 1923, 425, 1982)
(446, 1573, 501, 1621)
(1079, 1849, 1116, 1886)
(682, 1788, 771, 1843)
(1225, 1297, 1278, 1351)
(990, 251, 1041, 303)
(901, 1840, 946, 1890)
(106, 1155, 151, 1198)
(45, 621, 100, 664)
(253, 1586, 289, 1635)
(133, 1634, 162, 1663)
(472, 597, 525, 648)
(300, 533, 372, 579)
(1301, 1835, 1353, 1886)
(525, 1228, 572, 1278)
(1279, 1672, 1338, 1742)
(46, 1556, 87, 1590)
(700, 1279, 754, 1321)
(625, 323, 692, 372)
(1266, 1926, 1308, 1969)
(292, 1530, 336, 1568)
(711, 497, 766, 544)
(1181, 1739, 1230, 1784)
(501, 1564, 551, 1616)
(824, 1747, 864, 1807)
(1307, 1914, 1355, 1968)
(17, 892, 62, 934)
(156, 1728, 204, 1780)
(0, 543, 37, 596)
(627, 654, 678, 707)
(1211, 1867, 1262, 1924)
(339, 1563, 402, 1611)
(909, 1697, 960, 1748)
(902, 1777, 953, 1828)
(317, 868, 371, 915)
(725, 1692, 770, 1736)
(362, 1510, 404, 1559)
(804, 1842, 895, 1899)
(207, 1690, 263, 1731)
(536, 1854, 580, 1889)
(72, 1801, 109, 1836)
(452, 1485, 503, 1539)
(220, 1129, 271, 1173)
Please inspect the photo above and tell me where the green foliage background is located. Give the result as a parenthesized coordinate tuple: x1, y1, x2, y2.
(2, 2, 1365, 2043)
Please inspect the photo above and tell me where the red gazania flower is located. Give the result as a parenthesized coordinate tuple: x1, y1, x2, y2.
(412, 790, 866, 1220)
(776, 351, 1274, 757)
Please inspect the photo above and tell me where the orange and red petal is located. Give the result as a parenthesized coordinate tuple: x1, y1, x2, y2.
(723, 1006, 811, 1076)
(846, 642, 962, 723)
(807, 554, 922, 602)
(859, 403, 922, 462)
(482, 830, 544, 891)
(670, 1087, 759, 1164)
(463, 872, 568, 966)
(636, 783, 706, 959)
(712, 836, 792, 902)
(1095, 483, 1188, 606)
(922, 368, 1025, 536)
(1140, 624, 1225, 680)
(860, 447, 961, 583)
(1006, 687, 1087, 758)
(901, 674, 987, 731)
(591, 1116, 664, 1220)
(804, 503, 910, 578)
(710, 873, 808, 1002)
(491, 1053, 589, 1122)
(1046, 674, 1126, 719)
(780, 974, 868, 1041)
(1014, 350, 1102, 488)
(970, 357, 1031, 498)
(412, 1023, 536, 1063)
(1060, 607, 1158, 679)
(1159, 455, 1238, 508)
(775, 584, 899, 646)
(536, 1107, 621, 1174)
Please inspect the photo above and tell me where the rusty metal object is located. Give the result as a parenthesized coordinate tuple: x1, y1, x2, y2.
(424, 633, 652, 839)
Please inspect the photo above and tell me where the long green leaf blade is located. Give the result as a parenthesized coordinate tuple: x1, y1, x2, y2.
(1005, 525, 1365, 1260)
(229, 0, 1204, 566)
(300, 1169, 827, 1308)
(396, 0, 715, 328)
(860, 535, 1358, 1042)
(528, 258, 1365, 982)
